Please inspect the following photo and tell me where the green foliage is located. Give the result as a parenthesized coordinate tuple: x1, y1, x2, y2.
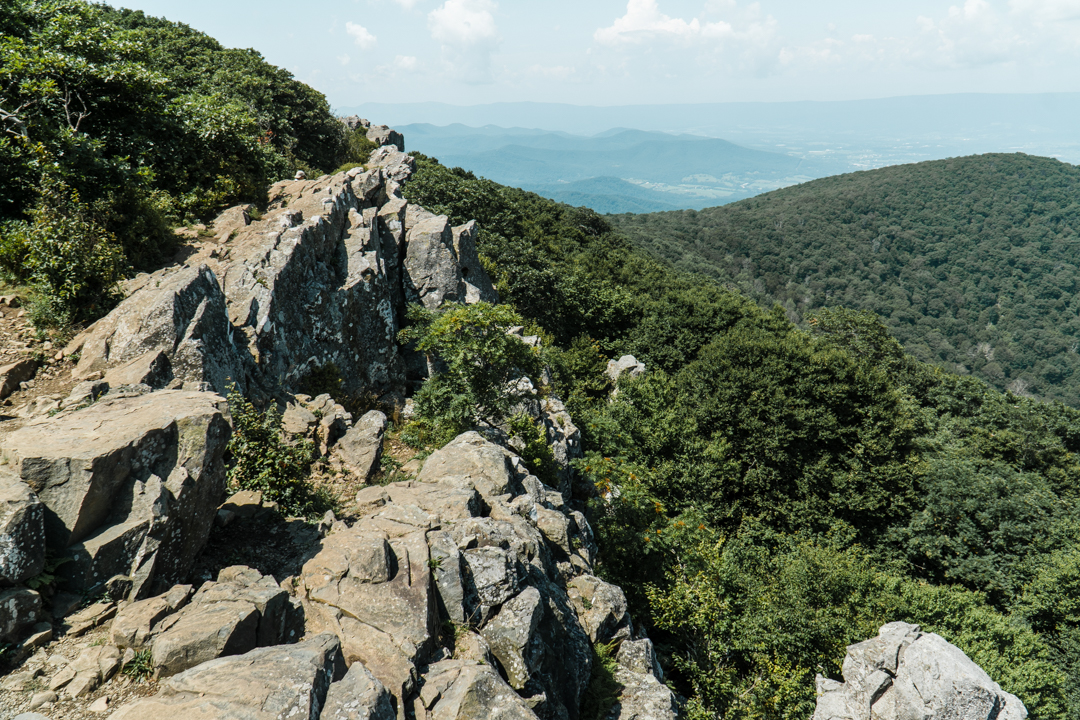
(122, 649, 153, 681)
(225, 385, 331, 519)
(398, 302, 543, 445)
(611, 153, 1080, 407)
(508, 413, 560, 488)
(334, 127, 378, 174)
(25, 553, 72, 592)
(18, 173, 125, 327)
(581, 640, 623, 720)
(406, 152, 1080, 720)
(0, 0, 350, 325)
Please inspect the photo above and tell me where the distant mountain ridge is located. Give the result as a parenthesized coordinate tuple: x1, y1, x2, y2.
(610, 152, 1080, 406)
(397, 123, 841, 213)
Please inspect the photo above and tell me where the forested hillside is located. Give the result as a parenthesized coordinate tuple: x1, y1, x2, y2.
(0, 0, 370, 328)
(610, 154, 1080, 406)
(405, 158, 1080, 720)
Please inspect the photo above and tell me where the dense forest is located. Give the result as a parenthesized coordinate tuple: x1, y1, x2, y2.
(4, 3, 1080, 719)
(405, 157, 1080, 720)
(610, 154, 1080, 406)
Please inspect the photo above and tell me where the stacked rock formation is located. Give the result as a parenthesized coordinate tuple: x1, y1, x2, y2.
(0, 128, 673, 720)
(814, 622, 1027, 720)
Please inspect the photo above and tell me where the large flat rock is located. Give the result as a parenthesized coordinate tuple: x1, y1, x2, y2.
(2, 390, 230, 597)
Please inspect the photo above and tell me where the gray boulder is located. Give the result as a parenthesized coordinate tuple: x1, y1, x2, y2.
(606, 355, 646, 384)
(366, 125, 404, 152)
(111, 633, 345, 719)
(609, 639, 679, 720)
(0, 358, 39, 399)
(0, 587, 40, 641)
(420, 659, 539, 720)
(403, 215, 463, 310)
(0, 471, 44, 584)
(70, 265, 247, 394)
(322, 661, 397, 720)
(334, 410, 388, 481)
(814, 622, 1027, 720)
(417, 431, 523, 502)
(452, 220, 498, 305)
(2, 390, 230, 598)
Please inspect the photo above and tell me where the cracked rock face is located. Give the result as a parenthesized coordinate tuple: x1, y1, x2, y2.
(1, 390, 230, 599)
(68, 155, 498, 402)
(814, 621, 1027, 720)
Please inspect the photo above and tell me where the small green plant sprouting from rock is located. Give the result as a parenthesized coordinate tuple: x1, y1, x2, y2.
(581, 640, 623, 720)
(123, 649, 154, 681)
(581, 596, 593, 611)
(225, 384, 334, 519)
(428, 555, 444, 570)
(26, 553, 71, 592)
(508, 413, 560, 489)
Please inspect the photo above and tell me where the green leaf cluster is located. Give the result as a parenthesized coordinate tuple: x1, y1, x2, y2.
(225, 385, 331, 519)
(398, 302, 543, 446)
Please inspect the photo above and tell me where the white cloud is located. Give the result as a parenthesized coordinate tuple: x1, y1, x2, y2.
(394, 0, 419, 8)
(595, 0, 735, 45)
(337, 53, 351, 66)
(396, 55, 419, 71)
(345, 22, 377, 49)
(427, 0, 500, 83)
(428, 0, 498, 46)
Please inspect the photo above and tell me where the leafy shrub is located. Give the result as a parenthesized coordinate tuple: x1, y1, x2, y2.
(399, 302, 543, 446)
(225, 385, 332, 518)
(18, 174, 125, 328)
(507, 413, 560, 488)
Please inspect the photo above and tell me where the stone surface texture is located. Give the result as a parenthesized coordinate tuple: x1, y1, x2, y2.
(814, 622, 1027, 720)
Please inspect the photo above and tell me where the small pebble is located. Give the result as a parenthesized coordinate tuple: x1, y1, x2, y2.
(89, 695, 110, 713)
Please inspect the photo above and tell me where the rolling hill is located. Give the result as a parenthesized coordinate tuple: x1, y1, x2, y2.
(610, 153, 1080, 406)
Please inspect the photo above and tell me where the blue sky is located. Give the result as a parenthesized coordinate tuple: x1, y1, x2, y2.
(114, 1, 1080, 108)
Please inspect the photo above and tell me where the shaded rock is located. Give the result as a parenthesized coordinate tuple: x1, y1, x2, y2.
(480, 586, 543, 690)
(0, 358, 39, 400)
(3, 390, 230, 598)
(428, 531, 467, 624)
(334, 410, 387, 480)
(451, 220, 498, 305)
(322, 660, 397, 720)
(0, 586, 40, 641)
(813, 621, 1027, 720)
(110, 584, 192, 650)
(222, 171, 404, 397)
(111, 633, 345, 719)
(0, 471, 45, 584)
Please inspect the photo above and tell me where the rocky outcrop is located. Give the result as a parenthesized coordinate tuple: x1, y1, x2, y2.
(0, 126, 670, 720)
(814, 622, 1027, 720)
(1, 390, 230, 599)
(111, 633, 345, 720)
(67, 137, 494, 402)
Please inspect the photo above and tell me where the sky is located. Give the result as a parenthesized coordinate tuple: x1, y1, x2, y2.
(112, 0, 1080, 109)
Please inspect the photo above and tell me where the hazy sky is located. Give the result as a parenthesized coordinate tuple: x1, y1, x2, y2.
(114, 0, 1080, 108)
